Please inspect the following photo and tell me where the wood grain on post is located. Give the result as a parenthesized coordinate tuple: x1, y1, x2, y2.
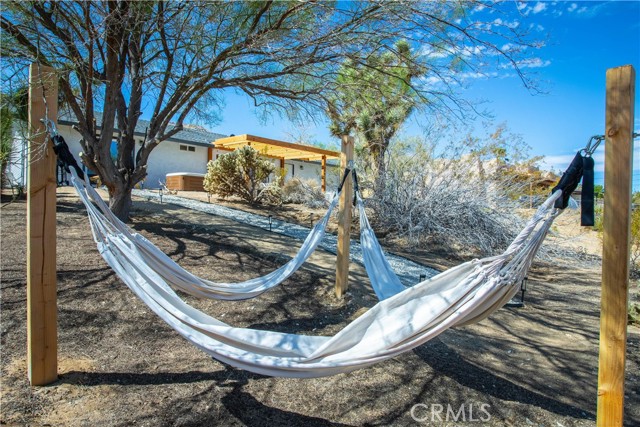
(335, 136, 354, 297)
(27, 63, 58, 386)
(597, 65, 635, 427)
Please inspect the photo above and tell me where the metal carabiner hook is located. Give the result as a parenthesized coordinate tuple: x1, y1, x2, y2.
(582, 135, 604, 157)
(40, 117, 58, 138)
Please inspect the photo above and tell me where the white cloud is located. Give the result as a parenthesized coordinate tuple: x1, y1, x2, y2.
(567, 3, 578, 13)
(457, 71, 498, 80)
(543, 143, 640, 178)
(592, 146, 605, 173)
(423, 76, 442, 86)
(500, 57, 552, 70)
(420, 46, 451, 59)
(519, 58, 552, 68)
(532, 2, 547, 14)
(541, 154, 578, 171)
(462, 45, 486, 57)
(422, 44, 488, 60)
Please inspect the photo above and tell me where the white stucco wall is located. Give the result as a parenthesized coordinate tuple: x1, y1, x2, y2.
(6, 131, 28, 189)
(49, 125, 212, 189)
(5, 124, 339, 192)
(284, 160, 340, 189)
(145, 141, 209, 189)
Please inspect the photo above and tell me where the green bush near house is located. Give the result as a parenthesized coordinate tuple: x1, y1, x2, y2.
(1, 104, 14, 189)
(203, 146, 280, 205)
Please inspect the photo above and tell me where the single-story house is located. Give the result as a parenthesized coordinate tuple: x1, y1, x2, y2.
(6, 113, 340, 192)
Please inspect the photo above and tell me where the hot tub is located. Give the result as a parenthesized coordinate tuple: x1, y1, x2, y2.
(165, 172, 206, 192)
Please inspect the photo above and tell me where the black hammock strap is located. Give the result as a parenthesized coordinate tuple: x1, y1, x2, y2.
(51, 134, 85, 180)
(551, 149, 595, 226)
(336, 166, 352, 194)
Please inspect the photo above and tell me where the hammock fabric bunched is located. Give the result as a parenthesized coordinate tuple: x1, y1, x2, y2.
(77, 174, 340, 300)
(69, 161, 566, 377)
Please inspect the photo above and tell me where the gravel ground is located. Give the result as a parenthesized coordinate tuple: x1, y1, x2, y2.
(134, 189, 439, 285)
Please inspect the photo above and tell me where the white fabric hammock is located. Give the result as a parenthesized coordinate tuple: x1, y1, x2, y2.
(76, 175, 339, 300)
(70, 170, 563, 378)
(358, 190, 560, 306)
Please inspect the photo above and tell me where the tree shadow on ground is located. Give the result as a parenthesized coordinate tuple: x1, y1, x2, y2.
(60, 366, 354, 427)
(59, 369, 240, 387)
(412, 339, 595, 421)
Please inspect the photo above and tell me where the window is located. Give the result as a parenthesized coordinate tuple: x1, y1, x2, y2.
(179, 144, 196, 152)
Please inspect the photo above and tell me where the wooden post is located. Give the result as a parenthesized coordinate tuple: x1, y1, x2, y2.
(321, 155, 327, 192)
(335, 135, 354, 297)
(279, 158, 285, 186)
(597, 65, 635, 427)
(27, 63, 58, 386)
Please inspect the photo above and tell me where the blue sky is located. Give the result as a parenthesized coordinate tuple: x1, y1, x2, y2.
(202, 1, 640, 189)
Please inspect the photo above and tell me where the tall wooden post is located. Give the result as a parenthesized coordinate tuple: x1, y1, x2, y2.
(27, 63, 58, 386)
(597, 65, 635, 427)
(335, 135, 354, 297)
(279, 157, 286, 186)
(321, 155, 327, 192)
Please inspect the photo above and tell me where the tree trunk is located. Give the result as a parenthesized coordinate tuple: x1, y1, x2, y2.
(371, 146, 387, 193)
(1, 161, 7, 190)
(108, 185, 133, 222)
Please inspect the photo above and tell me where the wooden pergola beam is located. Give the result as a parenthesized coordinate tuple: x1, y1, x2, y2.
(214, 144, 333, 161)
(214, 134, 339, 159)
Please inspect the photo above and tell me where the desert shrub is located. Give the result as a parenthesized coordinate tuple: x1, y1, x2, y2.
(629, 302, 640, 326)
(360, 136, 527, 256)
(593, 205, 604, 232)
(282, 178, 327, 208)
(203, 146, 280, 205)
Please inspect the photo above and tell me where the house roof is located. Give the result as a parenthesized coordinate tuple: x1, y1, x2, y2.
(56, 112, 340, 160)
(57, 111, 227, 148)
(214, 134, 340, 161)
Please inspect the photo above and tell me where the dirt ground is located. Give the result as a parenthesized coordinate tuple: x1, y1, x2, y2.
(1, 188, 639, 427)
